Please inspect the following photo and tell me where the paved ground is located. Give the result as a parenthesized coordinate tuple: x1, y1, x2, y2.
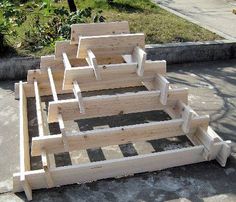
(155, 0, 236, 40)
(0, 59, 236, 201)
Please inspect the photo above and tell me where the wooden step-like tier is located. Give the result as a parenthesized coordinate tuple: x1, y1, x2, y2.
(13, 21, 232, 201)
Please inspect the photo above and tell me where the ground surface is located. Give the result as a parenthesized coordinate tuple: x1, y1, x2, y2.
(155, 0, 236, 40)
(1, 0, 221, 57)
(0, 60, 236, 201)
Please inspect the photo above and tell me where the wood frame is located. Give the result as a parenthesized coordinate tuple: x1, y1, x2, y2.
(76, 33, 145, 58)
(47, 88, 188, 123)
(13, 22, 232, 201)
(70, 21, 130, 44)
(14, 76, 231, 201)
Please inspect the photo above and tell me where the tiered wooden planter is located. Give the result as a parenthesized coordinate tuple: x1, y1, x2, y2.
(13, 21, 232, 200)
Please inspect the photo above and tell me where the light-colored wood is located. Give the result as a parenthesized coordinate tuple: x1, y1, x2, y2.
(19, 81, 32, 201)
(133, 142, 155, 155)
(87, 49, 101, 80)
(41, 150, 54, 188)
(122, 54, 134, 63)
(21, 179, 32, 200)
(77, 33, 145, 58)
(189, 126, 231, 166)
(47, 67, 58, 101)
(62, 53, 72, 70)
(70, 150, 90, 164)
(14, 22, 233, 201)
(55, 41, 77, 59)
(182, 104, 194, 133)
(70, 21, 130, 44)
(15, 60, 166, 98)
(155, 74, 170, 105)
(34, 80, 54, 188)
(40, 55, 88, 71)
(31, 115, 209, 156)
(133, 46, 146, 76)
(72, 81, 85, 113)
(93, 125, 124, 160)
(58, 113, 69, 151)
(62, 60, 166, 90)
(48, 88, 188, 123)
(13, 145, 206, 192)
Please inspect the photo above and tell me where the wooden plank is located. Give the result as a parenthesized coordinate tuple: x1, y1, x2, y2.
(21, 179, 32, 200)
(58, 113, 69, 151)
(19, 81, 32, 200)
(133, 46, 146, 76)
(40, 102, 56, 169)
(34, 80, 54, 188)
(31, 115, 209, 156)
(48, 88, 188, 123)
(122, 54, 134, 63)
(93, 125, 124, 160)
(55, 41, 77, 59)
(62, 53, 72, 70)
(155, 74, 170, 105)
(132, 142, 155, 155)
(47, 67, 58, 101)
(87, 49, 101, 80)
(13, 145, 206, 192)
(77, 33, 145, 58)
(182, 105, 194, 133)
(62, 60, 166, 90)
(40, 55, 88, 71)
(189, 126, 231, 166)
(40, 55, 55, 69)
(70, 21, 130, 44)
(70, 150, 90, 164)
(15, 60, 166, 98)
(72, 81, 85, 113)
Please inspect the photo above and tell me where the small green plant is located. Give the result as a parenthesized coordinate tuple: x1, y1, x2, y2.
(0, 0, 26, 56)
(23, 7, 105, 51)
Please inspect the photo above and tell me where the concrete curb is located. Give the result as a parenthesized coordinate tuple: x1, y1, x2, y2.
(1, 40, 236, 80)
(146, 40, 236, 64)
(0, 57, 40, 80)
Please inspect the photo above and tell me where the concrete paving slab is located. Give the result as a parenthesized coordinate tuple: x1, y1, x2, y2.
(155, 0, 236, 40)
(0, 60, 236, 201)
(0, 81, 19, 193)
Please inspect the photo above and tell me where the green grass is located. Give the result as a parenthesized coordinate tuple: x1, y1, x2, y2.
(4, 0, 222, 57)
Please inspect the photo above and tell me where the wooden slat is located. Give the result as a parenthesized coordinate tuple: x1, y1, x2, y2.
(47, 67, 58, 101)
(34, 80, 54, 188)
(182, 105, 194, 133)
(48, 88, 188, 123)
(62, 53, 72, 69)
(13, 145, 206, 192)
(55, 41, 77, 59)
(133, 46, 146, 76)
(77, 33, 145, 58)
(72, 81, 85, 113)
(87, 49, 101, 80)
(19, 81, 32, 200)
(93, 125, 124, 160)
(62, 60, 166, 90)
(15, 61, 166, 98)
(58, 113, 69, 151)
(155, 74, 170, 105)
(40, 55, 88, 71)
(31, 115, 209, 156)
(70, 21, 130, 44)
(70, 150, 90, 164)
(189, 126, 231, 166)
(132, 142, 155, 155)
